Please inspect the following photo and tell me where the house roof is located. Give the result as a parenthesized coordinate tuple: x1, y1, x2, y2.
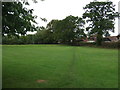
(105, 36, 118, 41)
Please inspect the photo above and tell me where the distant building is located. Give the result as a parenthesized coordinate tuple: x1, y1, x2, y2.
(82, 35, 119, 42)
(104, 36, 118, 42)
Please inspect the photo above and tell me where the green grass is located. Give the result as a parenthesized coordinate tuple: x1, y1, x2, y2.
(2, 45, 118, 88)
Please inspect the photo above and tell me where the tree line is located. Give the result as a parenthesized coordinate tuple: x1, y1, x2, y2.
(2, 1, 119, 45)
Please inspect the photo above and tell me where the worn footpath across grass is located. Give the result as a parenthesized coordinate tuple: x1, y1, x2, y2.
(2, 45, 118, 88)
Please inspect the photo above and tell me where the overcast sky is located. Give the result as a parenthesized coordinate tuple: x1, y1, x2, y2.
(26, 0, 119, 36)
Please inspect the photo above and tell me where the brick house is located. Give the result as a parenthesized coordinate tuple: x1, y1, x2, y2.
(83, 35, 119, 42)
(105, 36, 118, 42)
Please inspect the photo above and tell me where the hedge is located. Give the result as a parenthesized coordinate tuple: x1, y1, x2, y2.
(71, 41, 119, 49)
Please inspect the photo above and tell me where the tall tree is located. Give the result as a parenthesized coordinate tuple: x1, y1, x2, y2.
(46, 19, 60, 42)
(34, 29, 55, 44)
(47, 15, 85, 44)
(83, 1, 119, 45)
(2, 1, 37, 37)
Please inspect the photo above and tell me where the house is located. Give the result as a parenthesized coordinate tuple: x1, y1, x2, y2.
(83, 35, 119, 42)
(105, 36, 118, 42)
(102, 38, 111, 42)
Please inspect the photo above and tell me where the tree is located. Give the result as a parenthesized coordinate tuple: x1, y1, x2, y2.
(104, 31, 110, 37)
(83, 1, 119, 45)
(2, 35, 19, 44)
(47, 15, 86, 44)
(46, 19, 60, 42)
(2, 1, 37, 37)
(34, 28, 55, 44)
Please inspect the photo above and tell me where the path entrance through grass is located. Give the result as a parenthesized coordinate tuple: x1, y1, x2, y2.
(2, 45, 118, 88)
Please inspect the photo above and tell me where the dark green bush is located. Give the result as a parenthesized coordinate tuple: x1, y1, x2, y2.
(101, 42, 119, 49)
(72, 41, 119, 49)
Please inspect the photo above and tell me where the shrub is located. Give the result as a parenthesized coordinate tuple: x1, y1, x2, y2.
(71, 41, 119, 49)
(101, 42, 119, 49)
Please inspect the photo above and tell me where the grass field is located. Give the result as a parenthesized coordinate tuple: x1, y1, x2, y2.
(2, 45, 118, 88)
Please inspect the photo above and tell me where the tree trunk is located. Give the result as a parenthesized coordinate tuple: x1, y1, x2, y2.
(96, 30, 103, 46)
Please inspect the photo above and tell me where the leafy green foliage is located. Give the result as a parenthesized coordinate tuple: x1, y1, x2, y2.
(47, 15, 86, 44)
(83, 1, 119, 45)
(2, 2, 37, 36)
(34, 29, 56, 44)
(2, 35, 35, 44)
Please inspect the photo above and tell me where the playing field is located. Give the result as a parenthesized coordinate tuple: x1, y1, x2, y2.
(2, 45, 118, 88)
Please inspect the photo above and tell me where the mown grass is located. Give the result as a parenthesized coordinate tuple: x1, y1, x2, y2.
(2, 45, 118, 88)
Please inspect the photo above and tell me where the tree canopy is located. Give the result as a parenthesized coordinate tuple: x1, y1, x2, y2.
(2, 1, 37, 37)
(83, 1, 119, 45)
(2, 1, 119, 46)
(47, 15, 86, 44)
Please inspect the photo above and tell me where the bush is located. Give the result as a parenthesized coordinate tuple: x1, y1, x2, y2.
(71, 42, 96, 46)
(101, 42, 119, 49)
(71, 41, 119, 49)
